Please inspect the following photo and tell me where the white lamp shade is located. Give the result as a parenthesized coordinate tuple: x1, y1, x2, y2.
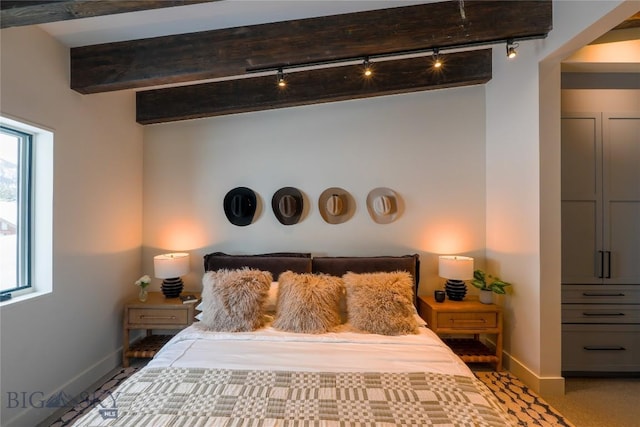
(438, 255, 474, 280)
(154, 252, 190, 279)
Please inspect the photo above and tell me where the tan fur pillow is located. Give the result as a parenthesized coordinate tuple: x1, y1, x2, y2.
(343, 271, 419, 335)
(273, 271, 344, 333)
(200, 268, 272, 331)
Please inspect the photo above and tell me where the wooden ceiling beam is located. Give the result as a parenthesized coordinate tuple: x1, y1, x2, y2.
(72, 0, 551, 94)
(613, 12, 640, 30)
(136, 49, 492, 124)
(0, 1, 217, 29)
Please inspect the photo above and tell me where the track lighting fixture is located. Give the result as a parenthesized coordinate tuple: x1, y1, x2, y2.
(277, 68, 286, 88)
(506, 40, 519, 59)
(363, 57, 373, 77)
(432, 48, 442, 68)
(250, 36, 525, 78)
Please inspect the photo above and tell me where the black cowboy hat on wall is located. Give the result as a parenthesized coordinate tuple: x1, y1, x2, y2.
(223, 187, 257, 226)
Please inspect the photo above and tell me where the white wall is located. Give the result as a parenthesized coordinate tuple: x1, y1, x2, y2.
(0, 26, 143, 427)
(486, 39, 545, 382)
(142, 88, 488, 296)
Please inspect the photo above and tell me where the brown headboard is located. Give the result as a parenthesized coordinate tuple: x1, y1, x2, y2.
(312, 254, 420, 299)
(203, 252, 312, 277)
(203, 252, 420, 299)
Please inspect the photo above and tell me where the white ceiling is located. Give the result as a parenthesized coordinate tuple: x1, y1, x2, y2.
(38, 0, 432, 48)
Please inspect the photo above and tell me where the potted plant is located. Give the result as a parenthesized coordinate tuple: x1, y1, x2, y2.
(471, 269, 512, 304)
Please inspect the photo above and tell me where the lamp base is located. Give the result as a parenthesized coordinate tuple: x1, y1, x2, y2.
(161, 277, 183, 298)
(445, 279, 467, 301)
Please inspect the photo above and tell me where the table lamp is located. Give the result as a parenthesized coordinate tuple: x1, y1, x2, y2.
(154, 252, 190, 298)
(438, 255, 474, 301)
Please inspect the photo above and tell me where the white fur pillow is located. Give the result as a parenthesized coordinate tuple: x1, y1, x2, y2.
(343, 271, 419, 335)
(200, 268, 272, 331)
(273, 272, 344, 333)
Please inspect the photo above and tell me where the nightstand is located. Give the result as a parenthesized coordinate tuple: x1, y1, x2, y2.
(122, 292, 199, 367)
(418, 295, 503, 371)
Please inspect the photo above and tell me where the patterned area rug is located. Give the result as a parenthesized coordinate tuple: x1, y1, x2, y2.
(475, 371, 575, 427)
(47, 367, 573, 426)
(47, 367, 138, 427)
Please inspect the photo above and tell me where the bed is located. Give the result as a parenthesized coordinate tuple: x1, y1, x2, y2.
(74, 253, 515, 426)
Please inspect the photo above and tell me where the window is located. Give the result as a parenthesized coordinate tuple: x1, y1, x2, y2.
(0, 116, 53, 304)
(0, 126, 32, 300)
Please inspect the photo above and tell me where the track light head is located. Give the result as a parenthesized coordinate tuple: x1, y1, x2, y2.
(363, 57, 373, 77)
(277, 68, 286, 88)
(506, 40, 519, 59)
(432, 48, 442, 68)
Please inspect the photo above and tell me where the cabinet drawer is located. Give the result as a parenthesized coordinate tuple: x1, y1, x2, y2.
(128, 308, 188, 325)
(562, 325, 640, 372)
(437, 312, 497, 329)
(562, 285, 640, 304)
(562, 305, 640, 324)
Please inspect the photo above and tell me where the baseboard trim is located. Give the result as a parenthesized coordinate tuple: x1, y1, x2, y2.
(503, 351, 565, 397)
(5, 349, 123, 427)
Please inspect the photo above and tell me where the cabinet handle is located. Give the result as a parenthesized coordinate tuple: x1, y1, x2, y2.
(583, 346, 626, 351)
(597, 250, 604, 278)
(582, 312, 625, 317)
(582, 292, 625, 297)
(451, 319, 486, 324)
(606, 251, 611, 279)
(139, 315, 177, 320)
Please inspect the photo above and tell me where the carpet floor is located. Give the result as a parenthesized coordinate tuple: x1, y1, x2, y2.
(46, 367, 573, 426)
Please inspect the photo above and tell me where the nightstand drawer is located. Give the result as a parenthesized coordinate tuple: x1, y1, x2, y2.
(418, 296, 503, 371)
(128, 308, 188, 325)
(437, 311, 497, 329)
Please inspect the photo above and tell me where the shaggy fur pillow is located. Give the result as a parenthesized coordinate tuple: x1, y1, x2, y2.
(272, 271, 344, 333)
(265, 281, 279, 314)
(343, 271, 419, 335)
(200, 268, 272, 331)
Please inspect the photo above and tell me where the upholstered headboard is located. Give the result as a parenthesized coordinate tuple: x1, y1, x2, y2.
(311, 254, 419, 283)
(312, 254, 420, 298)
(203, 252, 312, 277)
(203, 252, 420, 299)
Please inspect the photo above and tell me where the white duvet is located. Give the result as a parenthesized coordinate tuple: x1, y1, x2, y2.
(148, 321, 472, 377)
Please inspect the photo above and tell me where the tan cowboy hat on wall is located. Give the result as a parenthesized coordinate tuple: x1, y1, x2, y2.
(366, 187, 401, 224)
(318, 187, 355, 224)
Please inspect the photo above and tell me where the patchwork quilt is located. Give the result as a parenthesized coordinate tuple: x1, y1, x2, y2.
(73, 367, 515, 426)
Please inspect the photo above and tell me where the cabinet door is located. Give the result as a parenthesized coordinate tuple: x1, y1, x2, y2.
(561, 113, 603, 284)
(603, 114, 640, 285)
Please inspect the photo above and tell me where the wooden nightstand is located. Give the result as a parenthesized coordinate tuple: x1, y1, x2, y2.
(418, 295, 503, 371)
(122, 292, 199, 367)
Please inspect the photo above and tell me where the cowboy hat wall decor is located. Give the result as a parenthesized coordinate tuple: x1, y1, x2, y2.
(318, 187, 355, 224)
(366, 187, 401, 224)
(272, 187, 304, 225)
(224, 187, 258, 226)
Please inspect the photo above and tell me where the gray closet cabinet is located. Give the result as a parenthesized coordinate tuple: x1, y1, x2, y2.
(561, 112, 640, 373)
